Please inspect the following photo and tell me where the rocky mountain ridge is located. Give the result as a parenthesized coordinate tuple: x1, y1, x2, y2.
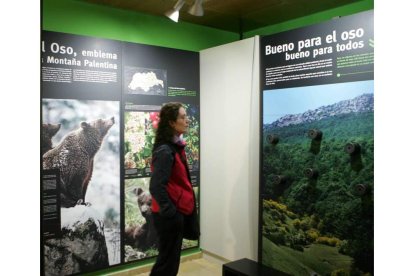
(264, 93, 373, 130)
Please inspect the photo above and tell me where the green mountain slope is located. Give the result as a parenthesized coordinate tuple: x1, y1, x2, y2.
(262, 111, 374, 274)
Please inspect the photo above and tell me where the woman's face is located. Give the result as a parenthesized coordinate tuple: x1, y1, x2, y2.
(170, 107, 189, 135)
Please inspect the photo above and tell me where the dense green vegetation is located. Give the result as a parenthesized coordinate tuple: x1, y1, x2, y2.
(262, 111, 373, 275)
(263, 236, 353, 276)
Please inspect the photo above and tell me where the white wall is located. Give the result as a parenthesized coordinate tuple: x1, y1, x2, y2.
(199, 36, 260, 261)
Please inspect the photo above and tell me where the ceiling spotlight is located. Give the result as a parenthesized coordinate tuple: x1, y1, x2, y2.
(188, 0, 204, 16)
(165, 0, 186, 22)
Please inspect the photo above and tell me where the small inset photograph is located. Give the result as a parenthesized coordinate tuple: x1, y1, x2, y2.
(124, 110, 160, 178)
(124, 178, 199, 263)
(183, 104, 200, 172)
(124, 178, 158, 262)
(124, 103, 199, 178)
(124, 66, 167, 95)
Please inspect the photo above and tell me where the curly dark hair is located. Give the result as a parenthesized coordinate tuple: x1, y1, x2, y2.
(153, 102, 184, 149)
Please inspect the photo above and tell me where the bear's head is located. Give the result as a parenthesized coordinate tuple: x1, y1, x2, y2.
(42, 123, 61, 152)
(81, 117, 115, 141)
(133, 187, 152, 220)
(42, 123, 61, 140)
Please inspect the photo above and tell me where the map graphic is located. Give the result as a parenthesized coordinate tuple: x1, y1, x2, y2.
(124, 66, 167, 95)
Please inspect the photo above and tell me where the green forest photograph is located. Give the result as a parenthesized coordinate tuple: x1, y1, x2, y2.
(261, 80, 374, 276)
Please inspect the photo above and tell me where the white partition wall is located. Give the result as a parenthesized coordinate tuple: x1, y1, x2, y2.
(199, 36, 260, 261)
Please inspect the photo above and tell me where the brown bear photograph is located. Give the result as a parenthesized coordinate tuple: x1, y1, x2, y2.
(124, 178, 199, 262)
(124, 178, 158, 262)
(42, 99, 121, 275)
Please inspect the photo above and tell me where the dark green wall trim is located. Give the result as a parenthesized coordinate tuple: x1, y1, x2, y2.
(42, 0, 239, 51)
(244, 0, 374, 38)
(43, 0, 373, 51)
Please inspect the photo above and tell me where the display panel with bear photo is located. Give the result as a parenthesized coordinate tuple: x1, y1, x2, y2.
(42, 99, 121, 275)
(41, 30, 200, 275)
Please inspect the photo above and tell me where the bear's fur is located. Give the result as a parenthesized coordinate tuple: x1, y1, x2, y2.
(124, 188, 158, 251)
(42, 123, 61, 155)
(43, 117, 115, 208)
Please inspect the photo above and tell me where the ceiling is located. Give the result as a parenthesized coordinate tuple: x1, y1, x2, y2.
(82, 0, 362, 34)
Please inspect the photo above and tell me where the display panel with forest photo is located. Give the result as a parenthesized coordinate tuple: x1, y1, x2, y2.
(261, 81, 374, 275)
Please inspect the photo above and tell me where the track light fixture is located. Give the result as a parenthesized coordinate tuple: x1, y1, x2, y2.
(188, 0, 204, 16)
(165, 0, 204, 22)
(165, 0, 186, 22)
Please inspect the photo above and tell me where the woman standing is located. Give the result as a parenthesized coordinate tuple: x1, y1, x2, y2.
(149, 102, 199, 276)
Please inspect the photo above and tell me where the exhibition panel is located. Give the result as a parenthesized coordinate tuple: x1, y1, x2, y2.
(41, 31, 200, 276)
(259, 10, 374, 276)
